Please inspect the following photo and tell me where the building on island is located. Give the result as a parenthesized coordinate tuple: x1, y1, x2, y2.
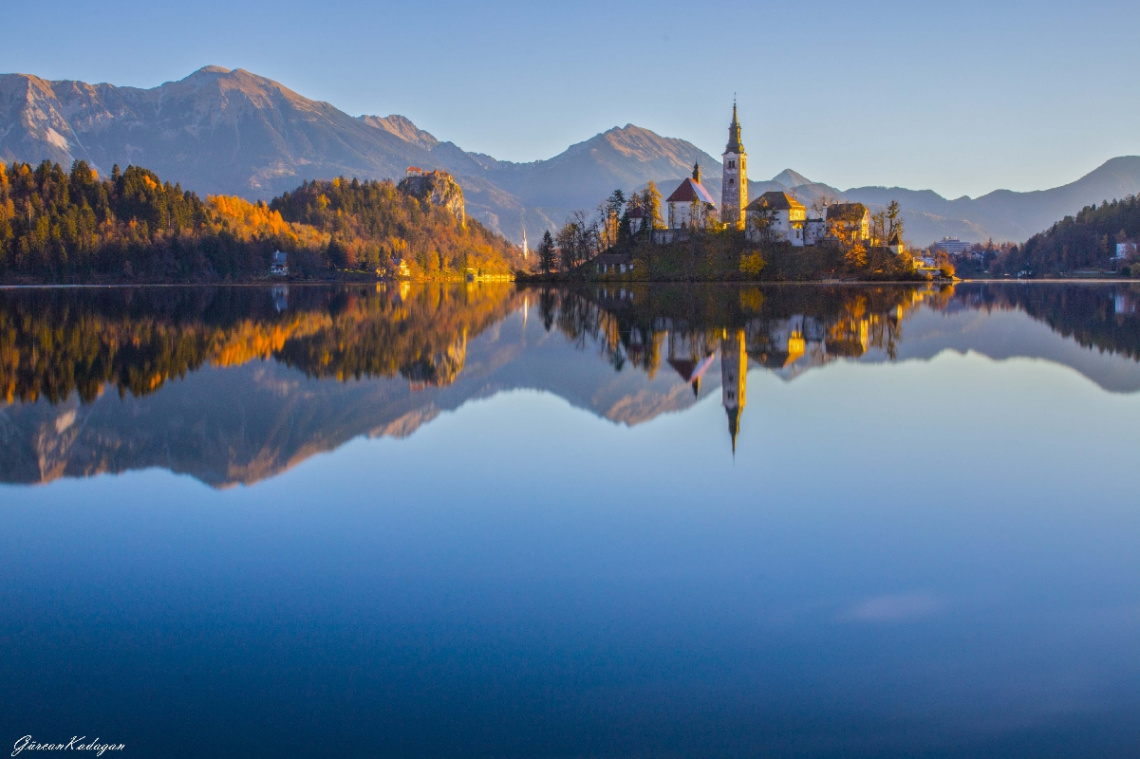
(270, 250, 288, 277)
(746, 191, 808, 246)
(804, 217, 827, 246)
(666, 164, 717, 230)
(720, 103, 748, 229)
(826, 203, 871, 242)
(627, 206, 647, 235)
(889, 232, 905, 256)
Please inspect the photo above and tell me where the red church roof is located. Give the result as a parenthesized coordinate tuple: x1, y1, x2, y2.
(666, 177, 717, 205)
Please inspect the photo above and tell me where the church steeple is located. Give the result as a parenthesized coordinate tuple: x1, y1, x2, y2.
(725, 101, 745, 154)
(720, 101, 748, 229)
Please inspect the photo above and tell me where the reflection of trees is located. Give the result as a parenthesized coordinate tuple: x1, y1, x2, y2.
(0, 284, 518, 405)
(954, 283, 1140, 361)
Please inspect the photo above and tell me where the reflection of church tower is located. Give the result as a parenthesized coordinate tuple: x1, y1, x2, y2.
(721, 328, 748, 453)
(721, 102, 748, 229)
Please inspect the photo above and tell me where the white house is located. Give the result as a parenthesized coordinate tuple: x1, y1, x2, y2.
(666, 164, 717, 230)
(270, 250, 288, 276)
(746, 191, 807, 246)
(1115, 242, 1137, 260)
(804, 218, 827, 246)
(627, 206, 647, 235)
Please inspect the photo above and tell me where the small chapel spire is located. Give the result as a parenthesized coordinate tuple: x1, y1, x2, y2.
(692, 163, 701, 182)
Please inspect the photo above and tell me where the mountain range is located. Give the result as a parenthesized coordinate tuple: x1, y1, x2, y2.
(3, 65, 1139, 246)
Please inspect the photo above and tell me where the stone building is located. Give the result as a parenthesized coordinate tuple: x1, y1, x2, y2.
(746, 191, 808, 246)
(720, 104, 748, 229)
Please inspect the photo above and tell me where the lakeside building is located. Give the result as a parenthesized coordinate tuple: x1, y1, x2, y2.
(666, 164, 718, 230)
(746, 191, 808, 245)
(270, 250, 288, 276)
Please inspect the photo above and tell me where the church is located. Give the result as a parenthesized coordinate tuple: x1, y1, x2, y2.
(662, 105, 872, 247)
(664, 104, 747, 233)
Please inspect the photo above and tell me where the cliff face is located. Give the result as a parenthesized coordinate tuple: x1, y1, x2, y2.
(398, 171, 466, 226)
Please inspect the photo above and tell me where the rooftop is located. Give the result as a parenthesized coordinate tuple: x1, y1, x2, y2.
(666, 177, 717, 205)
(827, 203, 869, 221)
(747, 191, 806, 212)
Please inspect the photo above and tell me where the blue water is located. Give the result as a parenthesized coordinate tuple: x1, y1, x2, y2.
(2, 283, 1140, 757)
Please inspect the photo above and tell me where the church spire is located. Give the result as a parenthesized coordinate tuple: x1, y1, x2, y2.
(725, 100, 744, 154)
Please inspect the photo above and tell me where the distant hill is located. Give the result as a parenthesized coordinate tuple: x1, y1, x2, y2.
(3, 66, 1139, 246)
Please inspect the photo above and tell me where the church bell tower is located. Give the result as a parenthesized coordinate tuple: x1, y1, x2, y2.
(721, 102, 747, 229)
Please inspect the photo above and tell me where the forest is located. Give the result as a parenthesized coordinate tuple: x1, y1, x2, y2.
(994, 195, 1140, 275)
(0, 160, 523, 281)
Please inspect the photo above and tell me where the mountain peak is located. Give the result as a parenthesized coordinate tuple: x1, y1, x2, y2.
(772, 169, 812, 187)
(191, 65, 232, 76)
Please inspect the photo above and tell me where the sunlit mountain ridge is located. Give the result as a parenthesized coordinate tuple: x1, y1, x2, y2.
(3, 67, 1139, 246)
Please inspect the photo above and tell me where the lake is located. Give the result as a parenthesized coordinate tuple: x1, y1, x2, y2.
(2, 282, 1140, 758)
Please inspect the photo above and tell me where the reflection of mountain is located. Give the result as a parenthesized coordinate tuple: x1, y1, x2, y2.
(1, 283, 1139, 487)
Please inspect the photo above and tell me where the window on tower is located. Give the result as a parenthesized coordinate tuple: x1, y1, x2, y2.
(728, 160, 735, 169)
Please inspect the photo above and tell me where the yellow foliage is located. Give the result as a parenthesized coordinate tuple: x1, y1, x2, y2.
(739, 252, 766, 277)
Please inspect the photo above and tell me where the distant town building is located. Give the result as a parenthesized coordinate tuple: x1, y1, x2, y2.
(932, 237, 972, 255)
(1115, 242, 1137, 259)
(746, 191, 808, 246)
(720, 103, 748, 229)
(826, 203, 871, 242)
(270, 250, 288, 276)
(666, 163, 718, 230)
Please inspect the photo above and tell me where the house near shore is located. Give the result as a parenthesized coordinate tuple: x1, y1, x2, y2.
(594, 252, 635, 275)
(270, 250, 288, 277)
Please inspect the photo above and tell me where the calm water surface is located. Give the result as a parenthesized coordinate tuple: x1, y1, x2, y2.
(2, 282, 1140, 757)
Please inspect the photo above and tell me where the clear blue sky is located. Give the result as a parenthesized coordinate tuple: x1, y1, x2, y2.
(5, 0, 1138, 198)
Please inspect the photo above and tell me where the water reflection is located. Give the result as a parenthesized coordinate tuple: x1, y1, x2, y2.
(1, 282, 1139, 486)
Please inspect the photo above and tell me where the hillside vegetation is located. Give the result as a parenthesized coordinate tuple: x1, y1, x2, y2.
(0, 160, 521, 281)
(995, 195, 1140, 275)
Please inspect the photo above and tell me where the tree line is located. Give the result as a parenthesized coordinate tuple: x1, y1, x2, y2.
(0, 160, 523, 281)
(990, 195, 1140, 275)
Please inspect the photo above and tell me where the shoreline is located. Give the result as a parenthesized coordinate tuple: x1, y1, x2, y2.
(1, 277, 1134, 290)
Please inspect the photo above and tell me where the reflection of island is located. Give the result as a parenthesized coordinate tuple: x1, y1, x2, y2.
(2, 282, 1139, 487)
